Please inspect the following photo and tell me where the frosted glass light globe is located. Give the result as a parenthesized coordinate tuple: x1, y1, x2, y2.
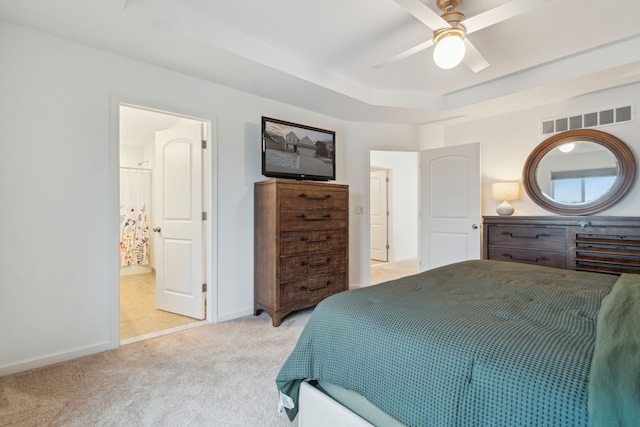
(559, 143, 575, 153)
(433, 35, 466, 69)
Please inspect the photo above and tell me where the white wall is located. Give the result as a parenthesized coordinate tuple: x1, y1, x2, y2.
(370, 151, 418, 262)
(421, 85, 640, 217)
(2, 20, 639, 376)
(120, 145, 146, 168)
(0, 22, 416, 375)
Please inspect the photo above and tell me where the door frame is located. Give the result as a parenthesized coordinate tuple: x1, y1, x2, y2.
(109, 94, 218, 347)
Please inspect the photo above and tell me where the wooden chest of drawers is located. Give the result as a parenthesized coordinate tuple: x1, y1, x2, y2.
(485, 222, 568, 268)
(254, 179, 349, 326)
(483, 216, 640, 274)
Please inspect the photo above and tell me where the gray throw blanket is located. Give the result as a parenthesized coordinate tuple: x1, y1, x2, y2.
(588, 272, 640, 426)
(277, 260, 619, 426)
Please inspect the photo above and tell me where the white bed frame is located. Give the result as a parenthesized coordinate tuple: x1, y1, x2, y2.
(298, 381, 373, 427)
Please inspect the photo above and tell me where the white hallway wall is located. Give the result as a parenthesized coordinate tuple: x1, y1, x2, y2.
(370, 151, 418, 262)
(0, 22, 416, 375)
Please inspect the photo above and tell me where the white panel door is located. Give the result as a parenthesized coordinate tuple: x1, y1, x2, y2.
(154, 124, 205, 319)
(419, 143, 480, 271)
(370, 169, 389, 261)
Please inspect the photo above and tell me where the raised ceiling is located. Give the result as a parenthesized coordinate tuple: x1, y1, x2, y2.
(2, 0, 640, 124)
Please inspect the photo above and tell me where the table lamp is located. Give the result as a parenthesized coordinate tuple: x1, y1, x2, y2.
(492, 182, 520, 216)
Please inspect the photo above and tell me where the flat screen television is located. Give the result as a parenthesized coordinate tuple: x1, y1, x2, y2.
(262, 116, 335, 181)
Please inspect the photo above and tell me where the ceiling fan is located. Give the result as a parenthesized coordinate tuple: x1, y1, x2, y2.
(375, 0, 554, 72)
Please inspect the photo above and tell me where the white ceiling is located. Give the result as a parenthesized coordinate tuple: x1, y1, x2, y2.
(2, 0, 640, 125)
(119, 105, 182, 147)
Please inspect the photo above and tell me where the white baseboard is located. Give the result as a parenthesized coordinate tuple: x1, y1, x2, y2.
(390, 256, 417, 263)
(119, 265, 153, 276)
(0, 340, 116, 377)
(216, 307, 254, 323)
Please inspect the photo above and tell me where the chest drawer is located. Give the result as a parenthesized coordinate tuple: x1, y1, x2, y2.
(488, 247, 566, 268)
(280, 186, 347, 210)
(280, 229, 347, 256)
(280, 273, 346, 307)
(488, 225, 566, 250)
(280, 209, 347, 231)
(280, 252, 347, 282)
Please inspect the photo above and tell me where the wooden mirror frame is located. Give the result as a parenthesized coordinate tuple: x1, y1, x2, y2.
(522, 129, 636, 215)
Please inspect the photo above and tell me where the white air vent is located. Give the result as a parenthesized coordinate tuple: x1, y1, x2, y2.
(541, 105, 634, 135)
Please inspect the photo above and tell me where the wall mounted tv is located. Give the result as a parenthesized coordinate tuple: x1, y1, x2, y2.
(262, 116, 335, 181)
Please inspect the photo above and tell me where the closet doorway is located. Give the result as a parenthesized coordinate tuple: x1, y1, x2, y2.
(119, 104, 208, 342)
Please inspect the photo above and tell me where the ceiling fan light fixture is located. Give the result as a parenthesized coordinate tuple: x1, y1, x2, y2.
(433, 29, 466, 69)
(559, 142, 576, 153)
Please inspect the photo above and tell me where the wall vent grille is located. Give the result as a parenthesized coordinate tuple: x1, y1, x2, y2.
(541, 105, 634, 135)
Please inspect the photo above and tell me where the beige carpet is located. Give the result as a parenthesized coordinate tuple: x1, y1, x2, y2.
(0, 310, 312, 426)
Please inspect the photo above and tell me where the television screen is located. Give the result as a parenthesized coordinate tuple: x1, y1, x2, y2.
(262, 116, 335, 181)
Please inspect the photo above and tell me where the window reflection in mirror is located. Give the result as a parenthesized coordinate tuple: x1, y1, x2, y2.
(535, 142, 618, 205)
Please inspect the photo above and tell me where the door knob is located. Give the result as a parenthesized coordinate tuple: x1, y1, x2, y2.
(472, 224, 478, 229)
(153, 227, 161, 232)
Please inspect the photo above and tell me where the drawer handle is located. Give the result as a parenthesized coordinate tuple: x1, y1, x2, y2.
(300, 235, 332, 243)
(301, 258, 332, 267)
(577, 220, 592, 231)
(501, 253, 550, 263)
(301, 281, 332, 292)
(298, 193, 332, 200)
(501, 231, 551, 239)
(297, 214, 331, 221)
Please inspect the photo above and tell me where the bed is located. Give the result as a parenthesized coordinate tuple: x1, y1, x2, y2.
(276, 260, 640, 426)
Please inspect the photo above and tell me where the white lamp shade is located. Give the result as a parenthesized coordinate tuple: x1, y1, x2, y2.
(491, 182, 520, 201)
(433, 34, 466, 69)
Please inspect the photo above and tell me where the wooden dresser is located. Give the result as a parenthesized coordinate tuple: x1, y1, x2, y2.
(254, 179, 349, 326)
(483, 216, 640, 275)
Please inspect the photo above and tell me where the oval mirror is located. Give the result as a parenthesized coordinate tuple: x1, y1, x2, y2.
(522, 129, 636, 215)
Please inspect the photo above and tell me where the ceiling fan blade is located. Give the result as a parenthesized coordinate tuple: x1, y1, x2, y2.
(393, 0, 450, 31)
(463, 0, 557, 34)
(373, 39, 435, 69)
(462, 38, 490, 73)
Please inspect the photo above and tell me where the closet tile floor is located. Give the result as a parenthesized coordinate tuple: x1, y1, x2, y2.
(120, 272, 200, 340)
(370, 259, 419, 285)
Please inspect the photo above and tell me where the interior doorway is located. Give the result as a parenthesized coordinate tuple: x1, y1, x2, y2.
(119, 104, 208, 342)
(369, 150, 419, 284)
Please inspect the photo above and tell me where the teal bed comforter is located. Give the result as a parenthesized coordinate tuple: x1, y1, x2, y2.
(588, 272, 640, 426)
(276, 260, 635, 426)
